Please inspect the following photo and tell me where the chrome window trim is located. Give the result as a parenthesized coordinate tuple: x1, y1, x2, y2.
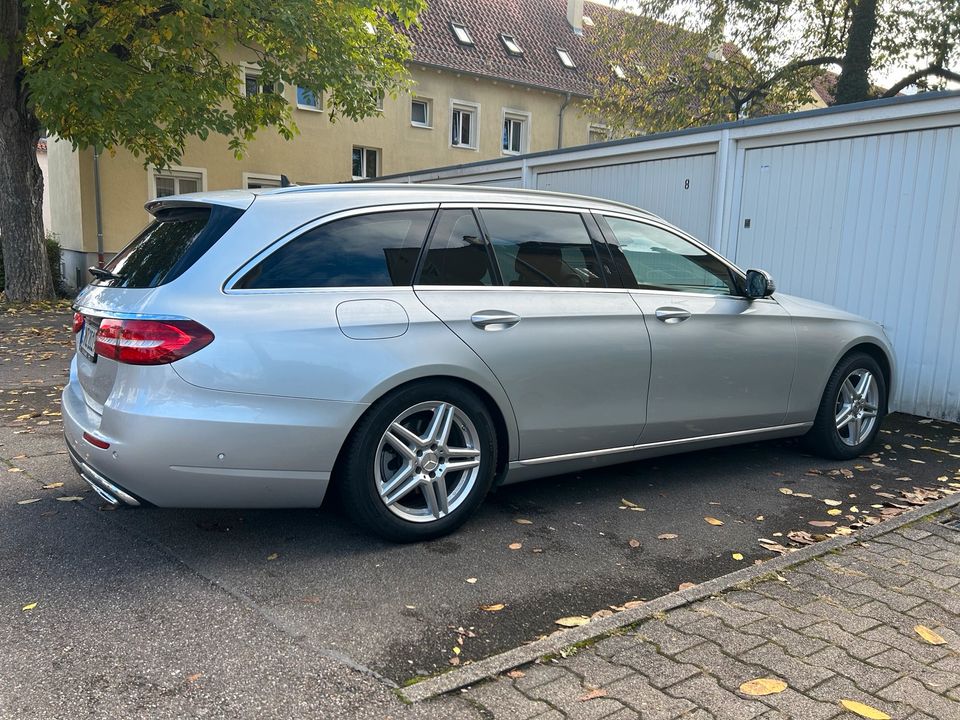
(73, 308, 194, 322)
(515, 422, 812, 466)
(413, 285, 630, 294)
(223, 202, 440, 293)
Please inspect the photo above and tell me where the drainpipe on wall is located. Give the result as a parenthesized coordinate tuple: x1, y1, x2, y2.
(557, 93, 572, 149)
(92, 145, 105, 267)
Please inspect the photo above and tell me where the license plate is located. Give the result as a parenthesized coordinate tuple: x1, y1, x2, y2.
(79, 318, 99, 361)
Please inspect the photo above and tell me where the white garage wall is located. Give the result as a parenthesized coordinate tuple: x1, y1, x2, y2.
(379, 92, 960, 420)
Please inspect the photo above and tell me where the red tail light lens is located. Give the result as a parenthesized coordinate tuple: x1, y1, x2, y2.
(72, 311, 84, 335)
(94, 318, 214, 365)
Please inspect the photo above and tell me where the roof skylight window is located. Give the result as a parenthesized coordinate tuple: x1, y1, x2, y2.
(500, 33, 523, 55)
(451, 22, 474, 45)
(556, 47, 576, 69)
(613, 64, 626, 80)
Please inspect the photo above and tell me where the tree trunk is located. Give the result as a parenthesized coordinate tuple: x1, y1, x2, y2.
(0, 0, 55, 302)
(834, 0, 878, 104)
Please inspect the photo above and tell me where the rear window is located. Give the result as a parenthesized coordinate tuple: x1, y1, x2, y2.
(95, 206, 243, 288)
(235, 209, 435, 289)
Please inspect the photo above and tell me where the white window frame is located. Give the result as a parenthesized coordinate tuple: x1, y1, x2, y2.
(450, 99, 480, 151)
(501, 108, 531, 156)
(411, 97, 432, 128)
(450, 21, 473, 45)
(352, 146, 380, 180)
(295, 86, 323, 112)
(500, 33, 523, 55)
(242, 172, 283, 190)
(556, 47, 576, 69)
(588, 123, 610, 144)
(148, 165, 207, 201)
(242, 65, 277, 97)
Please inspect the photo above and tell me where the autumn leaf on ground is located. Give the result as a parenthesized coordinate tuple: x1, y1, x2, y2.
(506, 669, 525, 679)
(22, 602, 37, 611)
(704, 516, 724, 526)
(914, 625, 947, 645)
(657, 533, 678, 540)
(620, 499, 639, 507)
(827, 508, 843, 516)
(823, 499, 842, 506)
(448, 656, 460, 666)
(678, 582, 696, 591)
(793, 492, 813, 498)
(480, 603, 505, 612)
(17, 499, 41, 505)
(578, 688, 607, 701)
(808, 520, 837, 527)
(739, 678, 787, 696)
(628, 539, 640, 548)
(514, 518, 533, 525)
(41, 482, 63, 489)
(186, 673, 202, 684)
(732, 553, 744, 560)
(508, 542, 522, 550)
(555, 615, 590, 627)
(778, 488, 794, 495)
(266, 553, 279, 561)
(839, 699, 891, 719)
(56, 496, 83, 502)
(466, 577, 478, 584)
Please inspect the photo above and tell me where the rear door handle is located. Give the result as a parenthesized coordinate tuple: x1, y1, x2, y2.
(470, 310, 521, 331)
(655, 307, 691, 324)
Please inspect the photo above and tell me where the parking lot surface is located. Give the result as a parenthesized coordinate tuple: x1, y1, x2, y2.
(3, 307, 958, 717)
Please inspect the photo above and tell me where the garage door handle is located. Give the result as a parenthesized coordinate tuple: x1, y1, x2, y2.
(471, 311, 521, 331)
(655, 307, 691, 324)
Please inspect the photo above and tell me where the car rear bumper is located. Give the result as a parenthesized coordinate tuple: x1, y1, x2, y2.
(62, 358, 367, 508)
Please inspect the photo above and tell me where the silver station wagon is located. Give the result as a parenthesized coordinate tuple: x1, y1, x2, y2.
(64, 185, 893, 541)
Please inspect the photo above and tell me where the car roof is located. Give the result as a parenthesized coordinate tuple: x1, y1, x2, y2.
(146, 183, 662, 221)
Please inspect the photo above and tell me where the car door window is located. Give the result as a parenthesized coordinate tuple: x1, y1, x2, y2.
(604, 217, 737, 295)
(480, 209, 605, 288)
(236, 209, 435, 289)
(418, 209, 497, 286)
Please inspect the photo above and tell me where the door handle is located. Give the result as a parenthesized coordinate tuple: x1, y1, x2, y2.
(655, 307, 691, 324)
(470, 310, 521, 331)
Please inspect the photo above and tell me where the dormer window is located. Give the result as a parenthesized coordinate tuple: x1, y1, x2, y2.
(556, 47, 576, 69)
(500, 34, 523, 56)
(451, 22, 474, 45)
(612, 64, 626, 80)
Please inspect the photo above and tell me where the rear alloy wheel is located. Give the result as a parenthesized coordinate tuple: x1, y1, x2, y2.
(807, 353, 886, 460)
(340, 382, 497, 541)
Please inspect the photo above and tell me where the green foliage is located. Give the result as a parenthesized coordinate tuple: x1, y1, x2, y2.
(0, 233, 64, 297)
(22, 0, 424, 169)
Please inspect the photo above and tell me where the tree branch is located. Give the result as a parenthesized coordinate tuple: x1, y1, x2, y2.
(736, 55, 842, 108)
(882, 65, 960, 97)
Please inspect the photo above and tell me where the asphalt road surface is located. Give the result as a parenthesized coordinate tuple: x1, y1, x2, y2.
(3, 306, 958, 717)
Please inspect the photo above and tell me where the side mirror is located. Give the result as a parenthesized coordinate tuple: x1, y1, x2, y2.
(744, 269, 775, 299)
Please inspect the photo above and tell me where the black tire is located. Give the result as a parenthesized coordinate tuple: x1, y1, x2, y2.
(338, 380, 498, 542)
(806, 352, 887, 460)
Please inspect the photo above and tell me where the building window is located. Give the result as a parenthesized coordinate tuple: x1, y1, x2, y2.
(152, 168, 203, 199)
(451, 101, 479, 149)
(244, 69, 276, 96)
(411, 98, 432, 127)
(450, 22, 474, 45)
(588, 124, 609, 144)
(501, 110, 529, 155)
(500, 34, 523, 55)
(243, 173, 282, 190)
(296, 86, 322, 111)
(612, 64, 626, 80)
(352, 146, 379, 179)
(556, 47, 576, 69)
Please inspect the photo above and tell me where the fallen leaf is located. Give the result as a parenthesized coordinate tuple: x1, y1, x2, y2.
(704, 516, 724, 526)
(755, 515, 764, 521)
(578, 688, 607, 701)
(17, 499, 41, 505)
(480, 603, 505, 612)
(404, 605, 416, 610)
(555, 615, 590, 627)
(506, 669, 525, 679)
(186, 673, 202, 684)
(914, 625, 947, 645)
(508, 542, 522, 550)
(466, 577, 478, 584)
(657, 533, 678, 540)
(41, 482, 64, 489)
(514, 518, 533, 525)
(620, 498, 639, 507)
(823, 499, 842, 506)
(793, 492, 813, 498)
(839, 699, 891, 719)
(21, 602, 38, 611)
(732, 553, 744, 560)
(56, 496, 83, 502)
(827, 508, 843, 516)
(266, 553, 279, 561)
(739, 678, 787, 696)
(678, 582, 696, 591)
(452, 646, 461, 655)
(808, 520, 837, 527)
(778, 488, 794, 495)
(448, 657, 460, 666)
(622, 600, 644, 609)
(628, 539, 640, 548)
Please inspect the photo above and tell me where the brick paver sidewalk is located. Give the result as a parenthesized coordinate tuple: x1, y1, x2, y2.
(450, 516, 960, 719)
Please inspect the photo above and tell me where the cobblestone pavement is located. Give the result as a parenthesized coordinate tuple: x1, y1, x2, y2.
(452, 515, 960, 719)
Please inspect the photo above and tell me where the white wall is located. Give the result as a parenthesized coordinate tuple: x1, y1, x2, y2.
(383, 92, 960, 420)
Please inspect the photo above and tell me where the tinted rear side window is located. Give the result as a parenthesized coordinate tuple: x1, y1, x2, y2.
(418, 209, 497, 286)
(237, 209, 435, 289)
(96, 206, 243, 288)
(480, 209, 606, 288)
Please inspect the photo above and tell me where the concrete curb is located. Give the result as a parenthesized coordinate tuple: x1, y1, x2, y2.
(400, 491, 960, 703)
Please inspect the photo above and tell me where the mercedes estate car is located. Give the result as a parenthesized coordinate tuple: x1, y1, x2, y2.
(64, 185, 893, 541)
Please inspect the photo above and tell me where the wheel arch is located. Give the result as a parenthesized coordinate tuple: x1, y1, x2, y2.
(831, 340, 894, 414)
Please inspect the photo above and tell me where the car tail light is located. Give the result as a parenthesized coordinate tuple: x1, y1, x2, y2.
(72, 311, 84, 334)
(94, 318, 214, 365)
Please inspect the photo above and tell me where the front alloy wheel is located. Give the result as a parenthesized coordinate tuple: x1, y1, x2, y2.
(834, 369, 880, 446)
